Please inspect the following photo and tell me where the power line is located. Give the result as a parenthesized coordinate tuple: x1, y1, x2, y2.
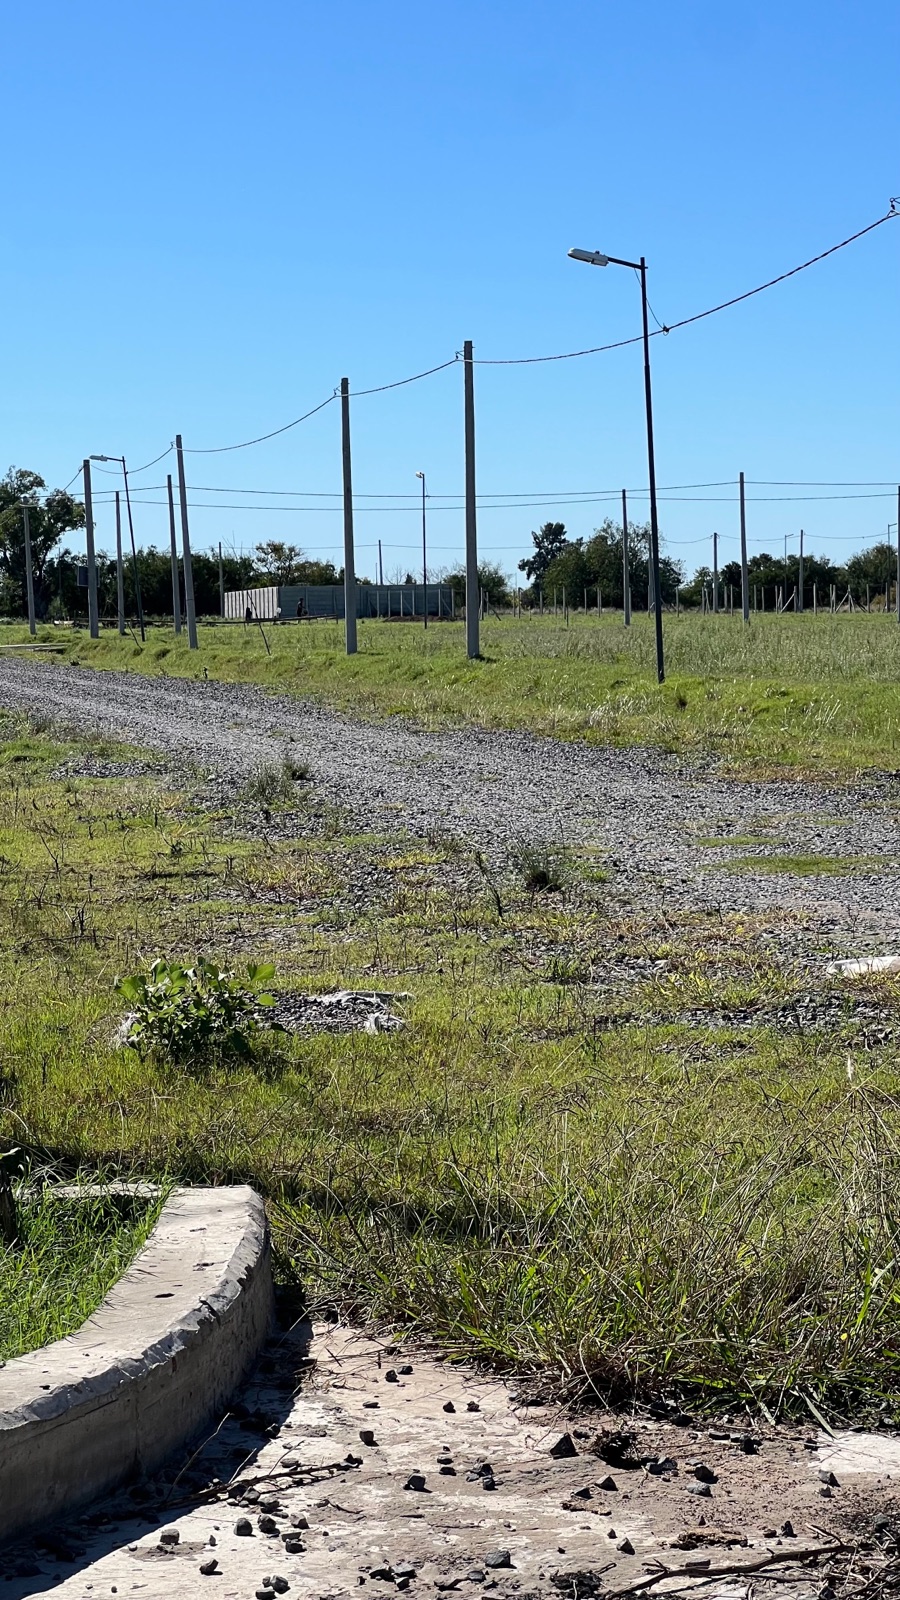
(474, 206, 898, 364)
(184, 393, 338, 455)
(131, 446, 174, 474)
(83, 489, 900, 513)
(96, 474, 900, 501)
(63, 206, 897, 475)
(181, 358, 459, 456)
(348, 358, 460, 396)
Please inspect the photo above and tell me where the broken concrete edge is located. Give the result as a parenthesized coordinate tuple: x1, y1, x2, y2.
(826, 955, 900, 976)
(0, 1183, 274, 1547)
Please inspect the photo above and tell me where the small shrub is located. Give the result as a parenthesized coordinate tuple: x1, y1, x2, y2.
(513, 843, 568, 893)
(242, 754, 311, 807)
(116, 958, 280, 1064)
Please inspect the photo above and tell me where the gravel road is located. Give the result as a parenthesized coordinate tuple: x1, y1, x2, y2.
(1, 657, 898, 953)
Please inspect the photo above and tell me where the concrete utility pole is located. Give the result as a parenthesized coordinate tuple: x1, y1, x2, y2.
(463, 340, 479, 659)
(115, 492, 126, 635)
(340, 379, 358, 655)
(82, 460, 99, 639)
(218, 541, 225, 618)
(739, 473, 749, 624)
(20, 502, 36, 637)
(378, 539, 384, 587)
(416, 470, 427, 629)
(712, 530, 719, 613)
(890, 483, 896, 620)
(175, 436, 198, 649)
(167, 475, 181, 635)
(798, 529, 805, 614)
(621, 488, 631, 626)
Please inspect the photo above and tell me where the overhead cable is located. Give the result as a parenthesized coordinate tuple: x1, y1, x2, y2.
(474, 207, 898, 364)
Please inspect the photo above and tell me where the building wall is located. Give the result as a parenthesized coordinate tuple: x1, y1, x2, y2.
(225, 584, 453, 621)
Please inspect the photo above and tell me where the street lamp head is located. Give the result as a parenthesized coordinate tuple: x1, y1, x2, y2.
(89, 454, 118, 463)
(568, 247, 609, 266)
(415, 471, 425, 480)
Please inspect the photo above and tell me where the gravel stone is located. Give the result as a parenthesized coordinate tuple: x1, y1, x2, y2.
(484, 1551, 512, 1569)
(10, 661, 900, 967)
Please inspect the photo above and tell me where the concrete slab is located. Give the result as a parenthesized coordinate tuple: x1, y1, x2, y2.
(0, 1186, 273, 1545)
(2, 1321, 895, 1599)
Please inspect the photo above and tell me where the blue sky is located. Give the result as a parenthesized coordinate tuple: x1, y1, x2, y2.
(2, 0, 897, 581)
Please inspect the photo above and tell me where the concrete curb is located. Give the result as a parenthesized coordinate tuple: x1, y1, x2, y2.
(0, 1184, 274, 1545)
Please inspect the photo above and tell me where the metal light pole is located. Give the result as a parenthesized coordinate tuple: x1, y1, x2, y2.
(568, 247, 664, 682)
(90, 455, 145, 639)
(416, 470, 427, 629)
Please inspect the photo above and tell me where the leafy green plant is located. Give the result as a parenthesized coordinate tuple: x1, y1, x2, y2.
(116, 957, 280, 1063)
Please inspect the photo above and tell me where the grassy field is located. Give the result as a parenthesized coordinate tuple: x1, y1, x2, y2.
(13, 610, 900, 774)
(2, 711, 900, 1420)
(0, 1180, 163, 1359)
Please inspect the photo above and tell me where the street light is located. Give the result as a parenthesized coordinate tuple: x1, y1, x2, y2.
(90, 455, 145, 639)
(415, 470, 427, 629)
(568, 245, 665, 683)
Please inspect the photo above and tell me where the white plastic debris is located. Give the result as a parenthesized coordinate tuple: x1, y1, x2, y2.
(826, 955, 900, 977)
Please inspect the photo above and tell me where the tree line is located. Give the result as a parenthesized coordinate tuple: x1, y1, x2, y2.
(0, 467, 895, 621)
(517, 520, 900, 611)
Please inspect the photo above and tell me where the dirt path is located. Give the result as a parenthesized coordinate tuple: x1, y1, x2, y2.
(2, 1319, 895, 1598)
(0, 657, 898, 952)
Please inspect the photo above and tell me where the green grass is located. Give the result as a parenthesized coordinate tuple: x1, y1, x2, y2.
(0, 1178, 164, 1359)
(3, 712, 900, 1418)
(726, 852, 897, 876)
(12, 609, 900, 773)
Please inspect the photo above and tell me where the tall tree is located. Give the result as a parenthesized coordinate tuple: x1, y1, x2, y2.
(518, 522, 571, 585)
(255, 541, 307, 584)
(0, 468, 85, 617)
